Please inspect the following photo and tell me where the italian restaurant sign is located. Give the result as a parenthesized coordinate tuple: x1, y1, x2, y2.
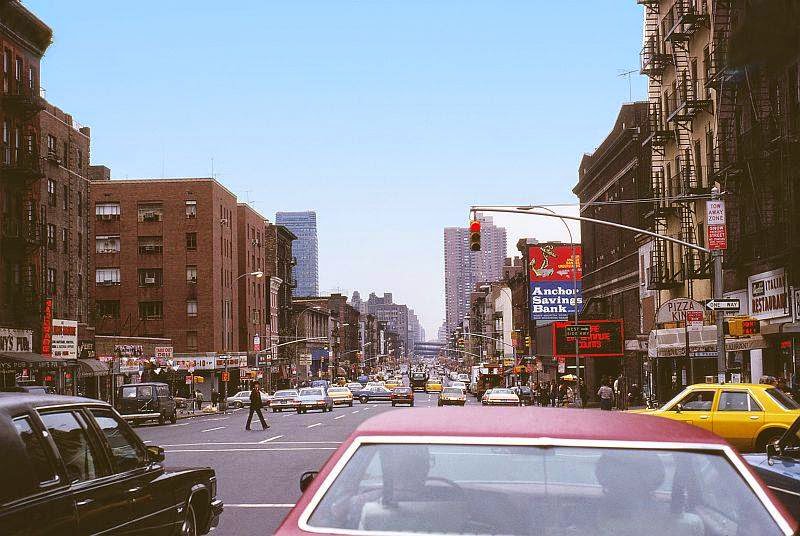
(749, 268, 789, 320)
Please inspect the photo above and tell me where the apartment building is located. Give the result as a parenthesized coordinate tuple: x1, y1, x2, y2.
(236, 203, 269, 354)
(89, 176, 240, 354)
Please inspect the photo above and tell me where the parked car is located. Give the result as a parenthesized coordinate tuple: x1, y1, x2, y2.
(633, 383, 800, 451)
(482, 387, 520, 407)
(438, 387, 466, 406)
(297, 388, 334, 413)
(512, 385, 534, 406)
(0, 393, 223, 535)
(390, 387, 414, 407)
(115, 382, 177, 425)
(358, 386, 393, 404)
(271, 389, 301, 412)
(277, 408, 796, 535)
(0, 385, 55, 395)
(328, 386, 354, 407)
(226, 389, 269, 409)
(745, 415, 800, 520)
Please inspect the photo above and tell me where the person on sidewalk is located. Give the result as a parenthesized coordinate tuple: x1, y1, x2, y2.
(211, 389, 219, 409)
(598, 381, 614, 411)
(245, 382, 269, 430)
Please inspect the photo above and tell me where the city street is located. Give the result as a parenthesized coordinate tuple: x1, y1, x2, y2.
(134, 392, 481, 534)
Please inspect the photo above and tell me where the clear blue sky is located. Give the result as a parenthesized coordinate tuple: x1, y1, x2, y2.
(28, 0, 646, 338)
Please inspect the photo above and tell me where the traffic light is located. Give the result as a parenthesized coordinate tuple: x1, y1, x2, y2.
(525, 335, 532, 349)
(724, 317, 760, 337)
(469, 220, 481, 251)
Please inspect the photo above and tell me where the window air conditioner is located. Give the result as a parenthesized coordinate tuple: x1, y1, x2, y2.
(144, 277, 156, 285)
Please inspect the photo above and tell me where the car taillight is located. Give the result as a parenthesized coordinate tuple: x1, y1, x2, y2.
(292, 398, 301, 404)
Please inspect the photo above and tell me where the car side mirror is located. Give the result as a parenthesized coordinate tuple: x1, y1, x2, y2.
(767, 442, 779, 465)
(146, 445, 165, 463)
(300, 471, 319, 493)
(675, 404, 683, 414)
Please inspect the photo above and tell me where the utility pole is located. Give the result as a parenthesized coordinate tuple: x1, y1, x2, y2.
(711, 186, 727, 377)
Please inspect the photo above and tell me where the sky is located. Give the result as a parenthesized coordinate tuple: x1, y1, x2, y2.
(27, 0, 647, 339)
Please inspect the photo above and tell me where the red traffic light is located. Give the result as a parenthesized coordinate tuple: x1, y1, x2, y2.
(469, 220, 481, 233)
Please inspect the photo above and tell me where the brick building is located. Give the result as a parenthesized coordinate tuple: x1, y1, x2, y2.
(89, 176, 240, 354)
(236, 203, 269, 355)
(573, 102, 651, 398)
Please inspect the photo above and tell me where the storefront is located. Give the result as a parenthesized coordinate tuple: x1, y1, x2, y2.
(0, 352, 79, 394)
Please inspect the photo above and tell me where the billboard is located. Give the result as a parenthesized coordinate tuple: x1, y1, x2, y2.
(529, 243, 582, 321)
(553, 320, 624, 357)
(51, 319, 78, 359)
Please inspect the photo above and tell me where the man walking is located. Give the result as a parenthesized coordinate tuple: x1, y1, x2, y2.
(245, 381, 269, 430)
(598, 380, 614, 411)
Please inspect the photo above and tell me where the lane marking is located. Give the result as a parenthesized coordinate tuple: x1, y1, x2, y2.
(200, 426, 226, 433)
(258, 435, 284, 444)
(166, 447, 338, 453)
(307, 422, 322, 429)
(333, 415, 345, 420)
(171, 422, 191, 427)
(351, 410, 360, 414)
(205, 417, 229, 421)
(143, 440, 152, 444)
(227, 503, 295, 508)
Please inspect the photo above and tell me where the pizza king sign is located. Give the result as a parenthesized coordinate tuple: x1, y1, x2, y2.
(706, 200, 727, 250)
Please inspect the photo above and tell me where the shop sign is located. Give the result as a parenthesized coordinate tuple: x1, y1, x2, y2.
(78, 342, 95, 359)
(215, 355, 246, 368)
(0, 328, 32, 352)
(528, 243, 583, 321)
(174, 356, 215, 370)
(115, 345, 144, 358)
(656, 298, 704, 324)
(119, 358, 140, 374)
(553, 320, 624, 357)
(557, 357, 566, 373)
(155, 346, 173, 360)
(253, 334, 261, 352)
(706, 200, 727, 250)
(749, 268, 789, 320)
(51, 319, 78, 359)
(686, 310, 704, 332)
(41, 299, 53, 356)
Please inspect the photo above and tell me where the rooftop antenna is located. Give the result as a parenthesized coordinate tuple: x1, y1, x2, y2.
(617, 68, 637, 102)
(211, 157, 214, 179)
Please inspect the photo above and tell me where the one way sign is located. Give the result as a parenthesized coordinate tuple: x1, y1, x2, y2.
(706, 299, 740, 312)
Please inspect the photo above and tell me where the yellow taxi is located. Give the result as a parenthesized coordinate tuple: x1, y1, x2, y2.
(637, 383, 800, 451)
(327, 386, 354, 407)
(385, 378, 402, 390)
(425, 378, 443, 393)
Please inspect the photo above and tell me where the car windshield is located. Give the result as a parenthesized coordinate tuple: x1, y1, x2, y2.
(121, 386, 150, 399)
(766, 388, 800, 410)
(442, 388, 463, 395)
(329, 388, 349, 394)
(236, 391, 249, 397)
(306, 443, 782, 535)
(275, 390, 298, 397)
(493, 388, 513, 395)
(348, 384, 362, 390)
(300, 389, 323, 396)
(394, 388, 411, 393)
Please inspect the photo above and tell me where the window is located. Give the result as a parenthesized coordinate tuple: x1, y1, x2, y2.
(47, 268, 56, 295)
(138, 235, 163, 254)
(186, 265, 197, 283)
(137, 268, 162, 287)
(62, 184, 68, 210)
(63, 270, 68, 296)
(137, 202, 163, 222)
(766, 388, 800, 410)
(187, 331, 198, 350)
(672, 390, 715, 411)
(138, 301, 163, 320)
(95, 202, 121, 220)
(61, 228, 68, 254)
(186, 232, 197, 250)
(187, 300, 198, 317)
(96, 268, 121, 285)
(47, 224, 55, 250)
(77, 148, 83, 170)
(11, 417, 56, 497)
(97, 300, 120, 318)
(185, 200, 197, 218)
(63, 141, 68, 164)
(89, 409, 145, 473)
(46, 135, 56, 158)
(718, 391, 762, 412)
(47, 179, 56, 207)
(96, 235, 121, 253)
(38, 411, 101, 483)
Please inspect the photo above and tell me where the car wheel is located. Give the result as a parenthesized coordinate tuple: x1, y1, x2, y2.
(237, 401, 244, 409)
(391, 402, 396, 407)
(438, 401, 442, 407)
(170, 411, 177, 424)
(159, 413, 166, 425)
(360, 397, 368, 404)
(348, 401, 353, 407)
(272, 408, 277, 413)
(410, 402, 414, 407)
(756, 428, 785, 451)
(297, 408, 302, 414)
(180, 501, 198, 536)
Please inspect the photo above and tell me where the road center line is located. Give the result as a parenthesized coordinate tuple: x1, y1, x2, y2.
(258, 435, 284, 444)
(171, 422, 191, 427)
(227, 503, 295, 508)
(307, 422, 322, 429)
(333, 415, 345, 420)
(351, 410, 360, 414)
(200, 426, 226, 433)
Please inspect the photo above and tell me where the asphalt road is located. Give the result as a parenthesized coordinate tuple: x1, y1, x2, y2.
(134, 389, 480, 534)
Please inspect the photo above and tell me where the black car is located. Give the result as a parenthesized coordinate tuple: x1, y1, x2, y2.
(0, 393, 222, 534)
(745, 415, 800, 521)
(513, 386, 534, 406)
(0, 384, 55, 395)
(115, 382, 178, 425)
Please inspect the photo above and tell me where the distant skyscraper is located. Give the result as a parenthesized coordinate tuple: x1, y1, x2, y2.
(276, 211, 319, 297)
(444, 213, 507, 336)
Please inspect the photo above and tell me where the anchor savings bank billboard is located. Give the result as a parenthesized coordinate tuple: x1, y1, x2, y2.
(528, 243, 583, 321)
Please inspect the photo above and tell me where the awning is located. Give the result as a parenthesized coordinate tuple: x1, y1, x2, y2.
(78, 358, 109, 377)
(648, 326, 768, 358)
(0, 352, 78, 370)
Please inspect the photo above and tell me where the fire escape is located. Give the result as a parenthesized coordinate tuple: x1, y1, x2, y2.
(0, 77, 46, 326)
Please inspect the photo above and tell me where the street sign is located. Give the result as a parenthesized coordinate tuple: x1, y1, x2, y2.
(706, 299, 741, 311)
(707, 200, 727, 250)
(685, 310, 704, 332)
(565, 324, 591, 338)
(185, 375, 193, 384)
(690, 351, 717, 358)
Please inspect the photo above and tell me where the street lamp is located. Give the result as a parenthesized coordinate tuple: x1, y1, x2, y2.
(221, 270, 263, 412)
